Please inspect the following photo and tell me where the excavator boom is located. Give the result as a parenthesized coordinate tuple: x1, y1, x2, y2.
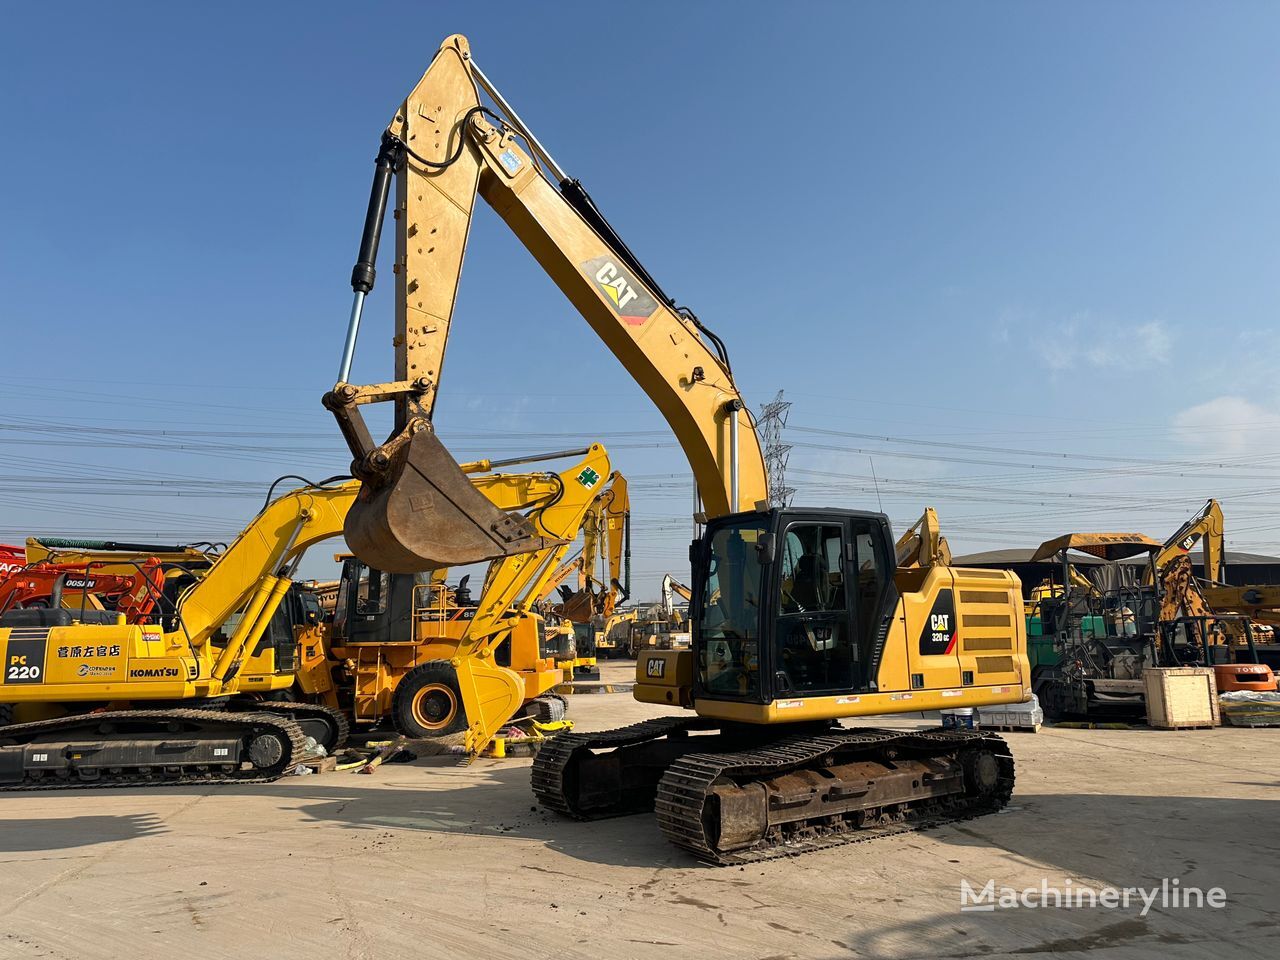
(894, 507, 952, 568)
(326, 34, 766, 572)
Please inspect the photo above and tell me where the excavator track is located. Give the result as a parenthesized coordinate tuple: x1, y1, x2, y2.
(534, 721, 1014, 864)
(655, 728, 1014, 865)
(250, 701, 350, 752)
(0, 708, 310, 791)
(531, 715, 716, 818)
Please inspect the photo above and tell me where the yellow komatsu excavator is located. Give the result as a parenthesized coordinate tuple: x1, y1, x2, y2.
(300, 445, 613, 754)
(0, 445, 610, 777)
(325, 35, 1029, 863)
(0, 482, 357, 788)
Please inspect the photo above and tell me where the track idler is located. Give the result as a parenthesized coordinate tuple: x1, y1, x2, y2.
(343, 423, 551, 573)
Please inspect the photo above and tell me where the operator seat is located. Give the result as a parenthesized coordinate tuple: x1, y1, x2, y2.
(789, 554, 827, 611)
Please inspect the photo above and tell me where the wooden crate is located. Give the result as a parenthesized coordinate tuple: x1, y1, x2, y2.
(1143, 667, 1219, 729)
(298, 755, 337, 775)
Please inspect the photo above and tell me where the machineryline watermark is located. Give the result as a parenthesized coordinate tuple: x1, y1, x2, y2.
(960, 878, 1227, 917)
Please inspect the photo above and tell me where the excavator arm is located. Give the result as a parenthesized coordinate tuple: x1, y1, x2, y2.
(442, 445, 613, 752)
(894, 507, 952, 568)
(464, 446, 613, 640)
(600, 473, 630, 617)
(554, 470, 630, 622)
(326, 34, 767, 573)
(662, 573, 693, 609)
(535, 551, 582, 608)
(1149, 499, 1225, 585)
(425, 450, 601, 617)
(578, 496, 602, 594)
(660, 573, 693, 629)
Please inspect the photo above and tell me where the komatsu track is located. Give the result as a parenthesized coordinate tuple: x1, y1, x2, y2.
(0, 708, 311, 791)
(249, 700, 350, 752)
(532, 718, 1014, 864)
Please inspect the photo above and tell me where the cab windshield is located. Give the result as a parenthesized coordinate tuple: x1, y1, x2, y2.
(696, 518, 766, 699)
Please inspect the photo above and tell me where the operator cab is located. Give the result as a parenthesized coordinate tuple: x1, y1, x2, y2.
(331, 559, 534, 665)
(332, 558, 413, 644)
(691, 509, 897, 705)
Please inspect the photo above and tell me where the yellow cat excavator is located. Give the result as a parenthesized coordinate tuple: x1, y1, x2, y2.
(325, 35, 1029, 863)
(1144, 498, 1225, 625)
(1150, 499, 1225, 585)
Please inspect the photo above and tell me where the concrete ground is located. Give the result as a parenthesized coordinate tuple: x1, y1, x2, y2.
(1, 661, 1277, 960)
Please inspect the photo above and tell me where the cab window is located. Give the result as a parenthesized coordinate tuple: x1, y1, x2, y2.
(775, 523, 855, 694)
(851, 526, 888, 654)
(697, 520, 766, 699)
(355, 567, 389, 616)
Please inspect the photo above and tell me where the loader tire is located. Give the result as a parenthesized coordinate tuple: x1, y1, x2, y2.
(394, 662, 468, 739)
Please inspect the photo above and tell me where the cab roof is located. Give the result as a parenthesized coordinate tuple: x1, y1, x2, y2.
(1029, 532, 1163, 563)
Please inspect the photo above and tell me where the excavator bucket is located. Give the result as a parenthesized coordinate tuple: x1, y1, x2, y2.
(345, 429, 551, 573)
(555, 589, 597, 624)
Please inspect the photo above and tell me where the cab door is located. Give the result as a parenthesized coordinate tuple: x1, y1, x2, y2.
(335, 560, 413, 644)
(770, 517, 893, 698)
(772, 521, 857, 696)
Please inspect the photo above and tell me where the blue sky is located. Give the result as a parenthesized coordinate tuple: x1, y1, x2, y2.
(2, 2, 1278, 595)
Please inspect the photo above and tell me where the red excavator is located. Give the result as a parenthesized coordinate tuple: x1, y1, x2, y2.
(0, 559, 165, 624)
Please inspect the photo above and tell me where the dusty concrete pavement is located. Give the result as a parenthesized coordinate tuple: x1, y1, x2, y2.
(1, 661, 1277, 960)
